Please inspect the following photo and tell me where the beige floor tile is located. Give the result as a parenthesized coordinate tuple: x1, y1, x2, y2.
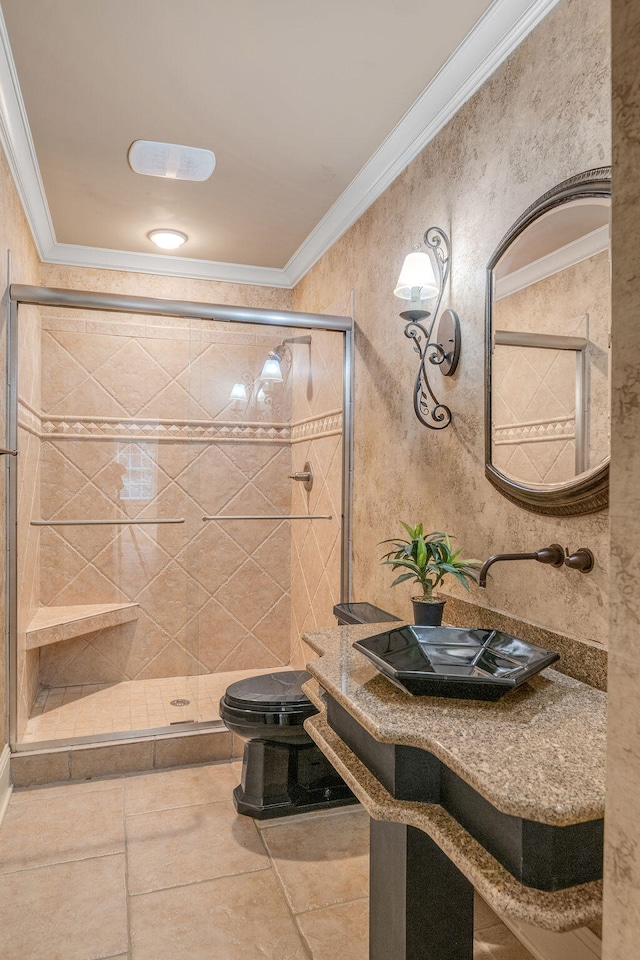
(474, 945, 497, 960)
(0, 787, 125, 873)
(130, 869, 309, 960)
(231, 759, 243, 782)
(259, 807, 369, 914)
(297, 897, 368, 960)
(474, 893, 502, 932)
(126, 799, 269, 894)
(12, 775, 123, 804)
(0, 854, 128, 960)
(477, 922, 535, 960)
(124, 761, 237, 815)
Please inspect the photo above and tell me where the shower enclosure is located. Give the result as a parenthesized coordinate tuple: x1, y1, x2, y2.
(6, 285, 352, 752)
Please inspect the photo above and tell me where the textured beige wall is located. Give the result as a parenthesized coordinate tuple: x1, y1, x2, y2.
(0, 145, 42, 746)
(40, 263, 294, 313)
(293, 0, 611, 646)
(603, 0, 640, 954)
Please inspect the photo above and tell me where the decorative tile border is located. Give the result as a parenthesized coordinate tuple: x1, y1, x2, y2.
(17, 400, 43, 438)
(291, 410, 343, 444)
(20, 402, 342, 445)
(40, 415, 291, 444)
(494, 416, 575, 446)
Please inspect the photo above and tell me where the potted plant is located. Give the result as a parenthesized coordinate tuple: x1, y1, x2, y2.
(380, 523, 481, 626)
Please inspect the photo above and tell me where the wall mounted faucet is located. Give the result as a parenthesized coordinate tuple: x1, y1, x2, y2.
(564, 547, 595, 572)
(478, 544, 565, 588)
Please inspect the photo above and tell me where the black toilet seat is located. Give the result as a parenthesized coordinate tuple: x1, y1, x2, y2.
(220, 670, 317, 740)
(223, 669, 313, 713)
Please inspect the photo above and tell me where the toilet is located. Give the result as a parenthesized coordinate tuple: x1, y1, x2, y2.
(219, 669, 356, 819)
(220, 603, 400, 819)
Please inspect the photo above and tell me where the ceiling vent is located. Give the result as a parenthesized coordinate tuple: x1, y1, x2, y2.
(128, 140, 216, 181)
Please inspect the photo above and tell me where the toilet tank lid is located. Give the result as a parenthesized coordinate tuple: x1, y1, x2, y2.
(223, 670, 312, 708)
(333, 602, 401, 625)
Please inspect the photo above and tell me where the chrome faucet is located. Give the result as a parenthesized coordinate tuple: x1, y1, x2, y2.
(478, 544, 565, 588)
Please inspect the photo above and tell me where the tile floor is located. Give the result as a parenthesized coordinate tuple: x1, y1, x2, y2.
(0, 759, 536, 960)
(23, 667, 288, 742)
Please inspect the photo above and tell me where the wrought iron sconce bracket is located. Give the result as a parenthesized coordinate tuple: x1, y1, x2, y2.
(398, 227, 461, 430)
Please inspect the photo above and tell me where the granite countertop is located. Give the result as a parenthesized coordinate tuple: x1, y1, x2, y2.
(303, 623, 607, 827)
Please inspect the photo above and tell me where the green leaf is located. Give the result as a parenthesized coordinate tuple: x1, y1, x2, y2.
(390, 572, 416, 587)
(388, 557, 422, 572)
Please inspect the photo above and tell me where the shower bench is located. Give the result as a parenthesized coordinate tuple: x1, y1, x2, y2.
(26, 602, 139, 648)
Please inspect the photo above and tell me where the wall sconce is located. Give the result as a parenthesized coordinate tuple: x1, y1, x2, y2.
(394, 227, 461, 430)
(229, 335, 312, 410)
(229, 381, 249, 402)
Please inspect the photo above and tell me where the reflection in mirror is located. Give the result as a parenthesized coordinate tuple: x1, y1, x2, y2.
(486, 171, 611, 515)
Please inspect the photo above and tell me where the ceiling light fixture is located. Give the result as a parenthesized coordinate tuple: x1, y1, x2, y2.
(129, 140, 216, 181)
(147, 229, 188, 250)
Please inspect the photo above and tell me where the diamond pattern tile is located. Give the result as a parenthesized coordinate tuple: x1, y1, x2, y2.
(492, 344, 578, 484)
(26, 319, 349, 718)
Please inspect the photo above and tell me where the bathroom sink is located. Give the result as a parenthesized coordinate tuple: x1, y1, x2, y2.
(352, 625, 559, 700)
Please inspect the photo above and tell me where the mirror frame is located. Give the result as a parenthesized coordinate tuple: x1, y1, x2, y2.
(485, 167, 611, 516)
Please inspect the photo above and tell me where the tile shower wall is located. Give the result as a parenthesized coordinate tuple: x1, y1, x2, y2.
(33, 310, 294, 689)
(289, 306, 347, 669)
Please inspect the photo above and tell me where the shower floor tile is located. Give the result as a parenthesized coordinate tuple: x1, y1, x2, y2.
(22, 666, 290, 743)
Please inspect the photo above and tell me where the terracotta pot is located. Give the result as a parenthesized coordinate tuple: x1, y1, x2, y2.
(411, 597, 446, 626)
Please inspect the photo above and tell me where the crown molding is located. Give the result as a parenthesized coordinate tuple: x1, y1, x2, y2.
(44, 242, 291, 288)
(0, 4, 56, 258)
(284, 0, 563, 287)
(0, 0, 561, 289)
(495, 225, 610, 300)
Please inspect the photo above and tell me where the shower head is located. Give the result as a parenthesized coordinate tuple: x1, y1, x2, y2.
(261, 335, 311, 380)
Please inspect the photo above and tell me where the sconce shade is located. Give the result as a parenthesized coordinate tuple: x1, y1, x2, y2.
(260, 356, 283, 382)
(394, 251, 439, 301)
(229, 383, 248, 401)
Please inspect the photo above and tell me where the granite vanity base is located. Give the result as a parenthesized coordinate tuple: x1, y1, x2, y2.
(234, 738, 357, 820)
(327, 696, 603, 891)
(371, 819, 474, 960)
(300, 624, 604, 960)
(304, 712, 602, 934)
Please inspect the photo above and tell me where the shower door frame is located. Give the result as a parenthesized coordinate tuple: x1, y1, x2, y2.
(7, 284, 354, 753)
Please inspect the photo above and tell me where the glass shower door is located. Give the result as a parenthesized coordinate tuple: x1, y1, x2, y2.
(13, 295, 349, 749)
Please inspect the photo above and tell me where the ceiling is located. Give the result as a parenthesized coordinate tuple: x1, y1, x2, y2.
(497, 200, 611, 276)
(0, 0, 559, 286)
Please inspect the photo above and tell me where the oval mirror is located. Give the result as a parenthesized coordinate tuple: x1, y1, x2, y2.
(485, 168, 611, 516)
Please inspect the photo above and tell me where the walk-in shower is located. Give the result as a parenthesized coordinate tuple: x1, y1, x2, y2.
(6, 285, 353, 753)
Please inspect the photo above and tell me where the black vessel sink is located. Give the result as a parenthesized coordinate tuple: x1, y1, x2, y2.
(352, 625, 559, 700)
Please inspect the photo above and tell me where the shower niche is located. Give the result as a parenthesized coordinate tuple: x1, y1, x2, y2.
(8, 288, 352, 751)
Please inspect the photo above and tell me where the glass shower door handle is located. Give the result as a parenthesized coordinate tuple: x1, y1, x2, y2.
(0, 448, 17, 456)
